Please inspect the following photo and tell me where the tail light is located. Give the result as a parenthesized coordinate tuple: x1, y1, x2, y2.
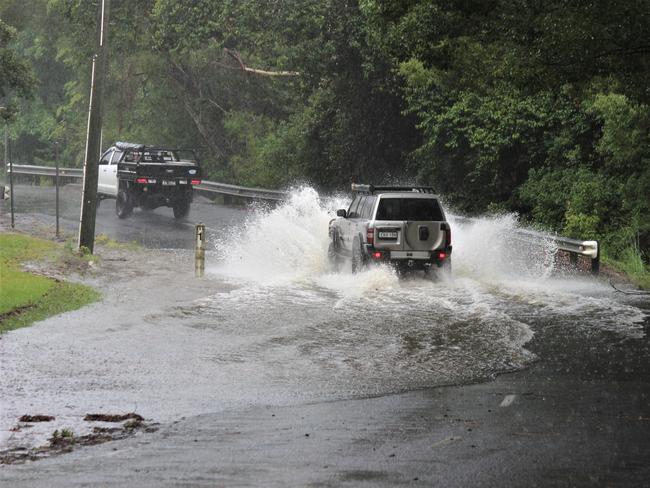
(372, 251, 382, 260)
(438, 251, 447, 260)
(366, 227, 374, 245)
(135, 177, 148, 184)
(442, 223, 451, 248)
(191, 179, 201, 186)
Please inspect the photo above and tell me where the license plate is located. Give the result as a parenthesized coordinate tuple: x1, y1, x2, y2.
(378, 231, 398, 239)
(391, 251, 431, 260)
(162, 180, 176, 186)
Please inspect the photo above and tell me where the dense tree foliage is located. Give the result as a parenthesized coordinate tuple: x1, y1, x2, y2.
(0, 10, 35, 123)
(1, 0, 648, 265)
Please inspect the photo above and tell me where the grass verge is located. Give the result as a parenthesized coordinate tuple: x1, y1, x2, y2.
(603, 246, 650, 290)
(0, 233, 101, 334)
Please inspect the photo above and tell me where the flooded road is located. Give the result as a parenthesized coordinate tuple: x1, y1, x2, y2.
(1, 184, 649, 486)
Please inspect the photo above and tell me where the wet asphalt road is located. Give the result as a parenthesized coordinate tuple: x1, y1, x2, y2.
(1, 183, 649, 487)
(2, 311, 649, 487)
(2, 183, 247, 249)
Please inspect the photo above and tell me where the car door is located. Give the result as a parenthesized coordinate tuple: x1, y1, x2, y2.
(106, 149, 122, 196)
(97, 149, 114, 194)
(340, 196, 362, 253)
(374, 197, 445, 254)
(373, 196, 405, 252)
(401, 197, 445, 252)
(347, 196, 366, 251)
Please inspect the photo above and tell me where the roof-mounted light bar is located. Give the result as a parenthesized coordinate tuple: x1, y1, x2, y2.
(351, 184, 436, 194)
(351, 183, 373, 193)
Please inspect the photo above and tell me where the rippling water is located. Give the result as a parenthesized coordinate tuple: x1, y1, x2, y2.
(198, 188, 646, 396)
(1, 187, 646, 450)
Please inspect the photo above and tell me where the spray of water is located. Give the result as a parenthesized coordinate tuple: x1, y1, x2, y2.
(214, 188, 559, 288)
(215, 187, 338, 284)
(449, 213, 556, 280)
(211, 186, 646, 338)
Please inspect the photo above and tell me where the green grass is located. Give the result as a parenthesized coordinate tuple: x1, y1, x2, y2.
(0, 233, 101, 333)
(0, 234, 56, 314)
(603, 246, 650, 290)
(93, 233, 141, 251)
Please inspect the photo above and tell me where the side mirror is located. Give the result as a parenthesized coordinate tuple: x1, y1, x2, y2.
(336, 209, 347, 218)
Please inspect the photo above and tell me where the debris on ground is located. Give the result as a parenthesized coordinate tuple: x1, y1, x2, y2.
(83, 413, 144, 422)
(49, 429, 75, 446)
(0, 415, 157, 465)
(18, 415, 55, 422)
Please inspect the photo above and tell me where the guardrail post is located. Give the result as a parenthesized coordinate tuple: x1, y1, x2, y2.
(195, 223, 205, 277)
(591, 240, 600, 275)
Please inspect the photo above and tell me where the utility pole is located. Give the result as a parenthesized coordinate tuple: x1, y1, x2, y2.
(78, 0, 110, 253)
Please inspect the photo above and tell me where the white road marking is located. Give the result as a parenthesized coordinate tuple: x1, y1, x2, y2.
(500, 394, 517, 407)
(432, 437, 462, 448)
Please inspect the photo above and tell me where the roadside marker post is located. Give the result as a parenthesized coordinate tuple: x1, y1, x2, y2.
(55, 141, 60, 238)
(8, 133, 14, 229)
(195, 223, 206, 277)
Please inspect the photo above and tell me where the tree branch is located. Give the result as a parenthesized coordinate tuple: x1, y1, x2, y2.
(168, 56, 224, 157)
(223, 48, 299, 77)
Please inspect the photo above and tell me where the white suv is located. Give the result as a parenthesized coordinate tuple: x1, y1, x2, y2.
(328, 185, 452, 275)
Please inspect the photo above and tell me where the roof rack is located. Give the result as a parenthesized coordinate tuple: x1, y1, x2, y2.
(115, 142, 192, 153)
(115, 141, 145, 151)
(351, 184, 435, 195)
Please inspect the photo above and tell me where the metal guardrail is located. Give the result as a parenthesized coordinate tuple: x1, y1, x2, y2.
(196, 180, 286, 201)
(7, 164, 83, 178)
(6, 164, 600, 273)
(6, 164, 287, 201)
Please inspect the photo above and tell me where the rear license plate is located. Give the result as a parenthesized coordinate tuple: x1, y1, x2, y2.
(390, 251, 431, 260)
(162, 180, 176, 186)
(378, 231, 398, 239)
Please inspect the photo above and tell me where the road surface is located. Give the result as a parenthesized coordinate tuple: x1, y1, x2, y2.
(1, 183, 648, 487)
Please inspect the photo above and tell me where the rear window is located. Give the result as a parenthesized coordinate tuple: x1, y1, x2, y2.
(375, 198, 444, 221)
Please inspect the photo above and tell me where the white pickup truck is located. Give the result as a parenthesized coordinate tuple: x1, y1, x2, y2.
(98, 142, 202, 219)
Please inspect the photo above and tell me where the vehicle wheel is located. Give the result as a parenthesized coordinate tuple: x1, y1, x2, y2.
(328, 242, 341, 272)
(351, 242, 364, 274)
(115, 189, 133, 219)
(173, 199, 190, 219)
(435, 258, 452, 280)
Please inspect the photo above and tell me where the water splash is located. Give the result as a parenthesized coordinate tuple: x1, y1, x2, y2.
(214, 187, 338, 284)
(214, 189, 560, 288)
(449, 213, 557, 281)
(211, 186, 646, 339)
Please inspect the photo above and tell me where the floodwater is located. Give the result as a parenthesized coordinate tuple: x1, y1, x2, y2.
(0, 187, 646, 452)
(209, 188, 645, 394)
